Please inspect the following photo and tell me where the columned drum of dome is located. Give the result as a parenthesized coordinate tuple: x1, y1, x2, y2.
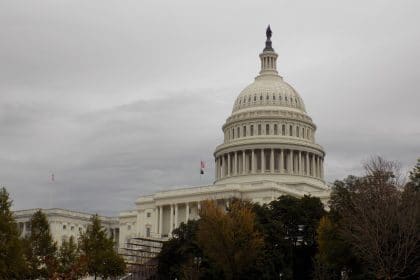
(214, 27, 327, 191)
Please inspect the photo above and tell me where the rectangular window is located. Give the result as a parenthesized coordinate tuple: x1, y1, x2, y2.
(243, 126, 246, 137)
(274, 124, 278, 135)
(237, 127, 240, 138)
(282, 125, 285, 135)
(250, 125, 254, 136)
(266, 124, 270, 135)
(232, 128, 235, 139)
(258, 124, 262, 135)
(289, 125, 293, 136)
(146, 227, 151, 237)
(146, 212, 151, 218)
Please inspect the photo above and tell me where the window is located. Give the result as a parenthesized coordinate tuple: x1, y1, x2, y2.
(289, 125, 293, 136)
(237, 127, 240, 138)
(146, 212, 151, 218)
(254, 96, 256, 101)
(260, 95, 263, 100)
(274, 124, 278, 135)
(146, 227, 151, 237)
(250, 125, 254, 136)
(79, 227, 82, 232)
(63, 225, 66, 230)
(258, 124, 262, 135)
(266, 95, 269, 100)
(282, 124, 285, 135)
(266, 124, 270, 135)
(273, 95, 276, 100)
(243, 126, 246, 137)
(127, 225, 131, 231)
(302, 127, 305, 138)
(296, 126, 299, 137)
(71, 226, 74, 231)
(232, 128, 235, 139)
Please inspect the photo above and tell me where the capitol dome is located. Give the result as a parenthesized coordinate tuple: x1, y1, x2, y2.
(213, 26, 327, 192)
(232, 76, 306, 113)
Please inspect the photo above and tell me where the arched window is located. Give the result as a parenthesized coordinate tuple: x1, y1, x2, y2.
(266, 124, 270, 135)
(243, 126, 247, 137)
(282, 124, 286, 135)
(274, 124, 278, 135)
(296, 126, 299, 137)
(289, 125, 293, 136)
(302, 127, 305, 138)
(254, 96, 257, 101)
(232, 128, 235, 139)
(237, 127, 240, 138)
(260, 95, 263, 100)
(250, 125, 254, 136)
(258, 124, 262, 135)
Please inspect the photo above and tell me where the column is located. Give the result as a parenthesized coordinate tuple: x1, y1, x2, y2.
(306, 153, 310, 176)
(159, 206, 163, 235)
(227, 153, 231, 176)
(215, 158, 218, 179)
(315, 156, 319, 178)
(234, 152, 238, 175)
(270, 149, 274, 173)
(186, 203, 189, 222)
(289, 150, 293, 174)
(222, 155, 226, 178)
(242, 150, 246, 174)
(298, 151, 302, 175)
(174, 204, 178, 228)
(261, 149, 265, 173)
(311, 154, 316, 177)
(251, 150, 255, 173)
(321, 158, 324, 179)
(169, 204, 174, 234)
(280, 149, 284, 173)
(155, 206, 159, 235)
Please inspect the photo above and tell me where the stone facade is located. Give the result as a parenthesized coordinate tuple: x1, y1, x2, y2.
(14, 208, 119, 247)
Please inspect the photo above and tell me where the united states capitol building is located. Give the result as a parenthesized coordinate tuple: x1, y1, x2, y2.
(14, 27, 330, 248)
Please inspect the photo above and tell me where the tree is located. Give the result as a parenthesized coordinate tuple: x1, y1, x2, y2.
(79, 214, 125, 279)
(24, 209, 57, 279)
(253, 195, 326, 279)
(0, 187, 26, 279)
(320, 157, 420, 279)
(197, 200, 264, 280)
(57, 236, 86, 280)
(408, 158, 420, 190)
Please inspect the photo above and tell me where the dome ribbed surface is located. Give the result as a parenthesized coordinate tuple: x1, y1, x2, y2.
(232, 76, 306, 113)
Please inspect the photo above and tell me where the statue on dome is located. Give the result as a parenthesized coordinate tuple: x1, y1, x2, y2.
(266, 25, 272, 40)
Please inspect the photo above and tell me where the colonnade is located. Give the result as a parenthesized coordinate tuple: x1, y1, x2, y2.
(215, 148, 323, 180)
(154, 200, 231, 237)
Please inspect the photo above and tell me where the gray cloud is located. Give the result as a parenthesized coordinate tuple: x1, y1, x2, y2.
(0, 0, 419, 215)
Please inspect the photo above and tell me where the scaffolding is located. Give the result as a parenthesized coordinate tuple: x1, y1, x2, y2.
(119, 237, 164, 280)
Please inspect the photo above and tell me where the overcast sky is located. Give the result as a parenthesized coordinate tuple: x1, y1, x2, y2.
(1, 0, 419, 215)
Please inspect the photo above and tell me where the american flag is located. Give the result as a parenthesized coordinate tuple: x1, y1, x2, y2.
(200, 161, 205, 174)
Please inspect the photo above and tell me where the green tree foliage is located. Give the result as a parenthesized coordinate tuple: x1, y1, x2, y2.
(408, 158, 420, 190)
(252, 195, 326, 280)
(197, 200, 264, 280)
(0, 187, 26, 280)
(57, 236, 86, 279)
(79, 214, 125, 279)
(24, 209, 58, 279)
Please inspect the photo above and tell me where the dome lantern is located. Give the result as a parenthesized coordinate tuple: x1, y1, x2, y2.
(259, 25, 279, 77)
